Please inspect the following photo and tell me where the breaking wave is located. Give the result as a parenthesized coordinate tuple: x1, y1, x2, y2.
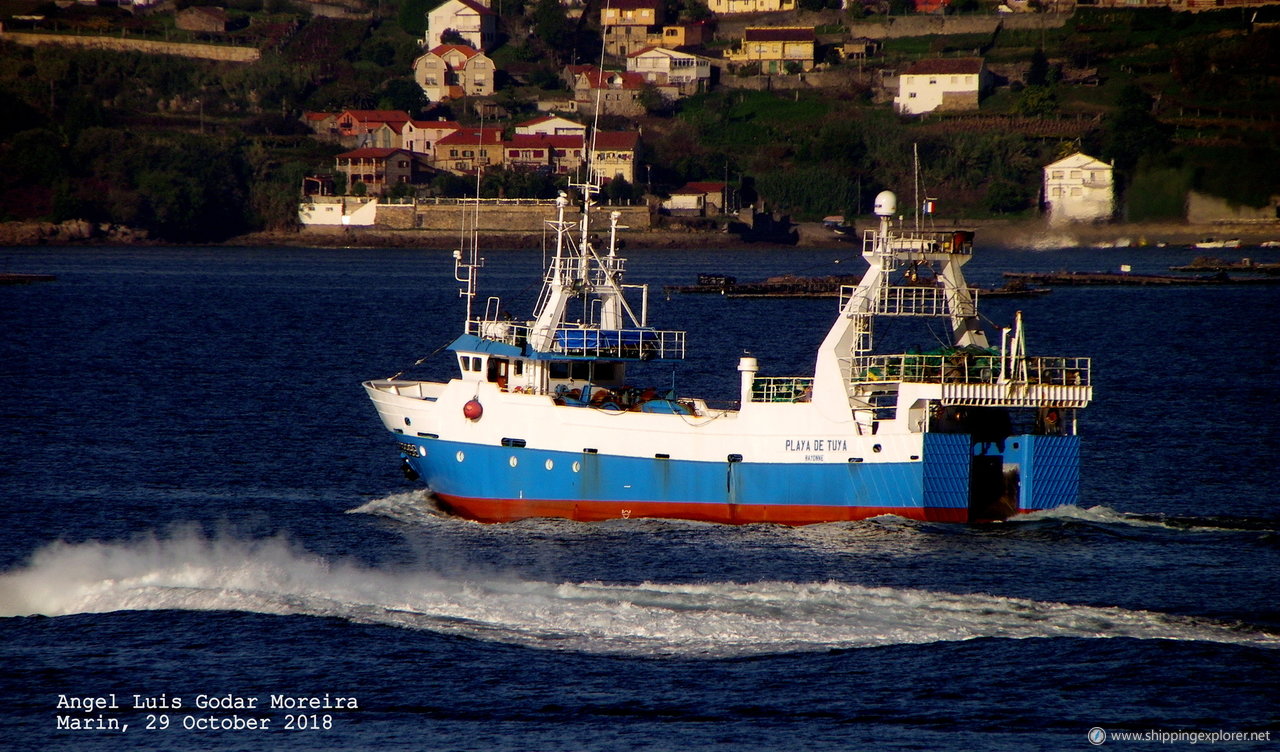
(1, 531, 1274, 657)
(1013, 505, 1278, 534)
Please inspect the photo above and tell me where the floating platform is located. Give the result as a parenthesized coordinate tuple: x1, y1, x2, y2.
(1002, 271, 1280, 287)
(1169, 257, 1280, 275)
(0, 273, 56, 285)
(667, 274, 1050, 299)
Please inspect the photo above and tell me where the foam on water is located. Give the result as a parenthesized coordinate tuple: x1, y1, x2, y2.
(1, 531, 1274, 657)
(347, 490, 455, 526)
(1014, 505, 1278, 534)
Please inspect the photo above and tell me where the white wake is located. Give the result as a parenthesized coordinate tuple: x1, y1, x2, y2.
(1, 531, 1274, 657)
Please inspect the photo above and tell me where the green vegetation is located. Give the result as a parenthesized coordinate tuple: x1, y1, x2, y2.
(0, 0, 1277, 239)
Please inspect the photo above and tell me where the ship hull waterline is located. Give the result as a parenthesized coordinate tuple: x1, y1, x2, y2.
(392, 431, 1081, 526)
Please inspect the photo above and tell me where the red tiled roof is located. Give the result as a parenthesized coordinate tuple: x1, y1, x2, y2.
(406, 119, 462, 130)
(605, 0, 662, 10)
(507, 134, 585, 149)
(674, 181, 726, 194)
(582, 70, 648, 90)
(591, 131, 639, 150)
(903, 57, 985, 75)
(450, 0, 496, 15)
(436, 127, 504, 146)
(428, 44, 482, 59)
(336, 148, 409, 159)
(340, 109, 412, 123)
(743, 27, 815, 42)
(517, 115, 584, 128)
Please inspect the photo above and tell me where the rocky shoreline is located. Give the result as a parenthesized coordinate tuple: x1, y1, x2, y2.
(4, 218, 1279, 251)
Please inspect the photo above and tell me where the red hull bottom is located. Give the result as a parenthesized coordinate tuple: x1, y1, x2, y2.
(434, 494, 972, 525)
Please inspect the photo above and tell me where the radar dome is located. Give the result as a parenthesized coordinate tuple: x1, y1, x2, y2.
(874, 191, 897, 216)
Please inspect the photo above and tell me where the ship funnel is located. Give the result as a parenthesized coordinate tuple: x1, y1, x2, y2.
(873, 191, 897, 217)
(738, 356, 758, 406)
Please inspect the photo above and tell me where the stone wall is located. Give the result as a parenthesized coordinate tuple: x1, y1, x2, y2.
(849, 13, 1066, 40)
(1187, 191, 1280, 224)
(709, 10, 1066, 41)
(718, 67, 872, 91)
(402, 203, 652, 232)
(0, 29, 261, 62)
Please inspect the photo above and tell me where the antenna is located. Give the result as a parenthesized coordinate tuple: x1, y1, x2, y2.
(912, 142, 920, 232)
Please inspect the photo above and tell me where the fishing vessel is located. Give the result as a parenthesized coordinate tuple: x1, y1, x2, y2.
(363, 185, 1092, 524)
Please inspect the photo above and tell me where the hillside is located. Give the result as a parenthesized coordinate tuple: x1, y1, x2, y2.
(0, 0, 1277, 242)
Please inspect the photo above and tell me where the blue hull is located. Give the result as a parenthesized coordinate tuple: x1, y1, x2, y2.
(390, 432, 1081, 524)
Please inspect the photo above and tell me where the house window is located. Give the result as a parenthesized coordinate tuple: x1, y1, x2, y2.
(1071, 187, 1082, 196)
(398, 160, 408, 168)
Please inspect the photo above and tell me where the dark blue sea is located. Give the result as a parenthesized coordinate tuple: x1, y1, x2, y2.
(1, 242, 1277, 751)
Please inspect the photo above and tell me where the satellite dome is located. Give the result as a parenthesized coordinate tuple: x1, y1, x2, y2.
(874, 191, 897, 217)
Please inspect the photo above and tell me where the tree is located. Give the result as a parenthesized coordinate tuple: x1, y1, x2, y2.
(639, 85, 671, 116)
(983, 178, 1028, 214)
(1027, 48, 1049, 87)
(606, 176, 634, 203)
(1014, 85, 1057, 118)
(398, 0, 433, 37)
(1101, 84, 1172, 173)
(379, 78, 430, 115)
(532, 0, 574, 60)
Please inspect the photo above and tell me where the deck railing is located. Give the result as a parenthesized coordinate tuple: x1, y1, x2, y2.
(839, 284, 979, 317)
(848, 353, 1091, 387)
(750, 377, 814, 403)
(467, 320, 686, 360)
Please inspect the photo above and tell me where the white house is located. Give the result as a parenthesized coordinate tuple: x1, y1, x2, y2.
(589, 131, 640, 184)
(663, 182, 727, 216)
(298, 197, 379, 227)
(1043, 153, 1114, 225)
(413, 45, 495, 102)
(514, 115, 587, 138)
(894, 57, 989, 115)
(626, 47, 711, 97)
(425, 0, 497, 52)
(401, 119, 462, 156)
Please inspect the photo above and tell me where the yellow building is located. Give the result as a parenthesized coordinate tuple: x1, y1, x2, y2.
(728, 27, 815, 74)
(708, 0, 795, 13)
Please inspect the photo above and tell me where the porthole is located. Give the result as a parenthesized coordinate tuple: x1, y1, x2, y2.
(419, 446, 427, 457)
(456, 451, 465, 463)
(404, 417, 412, 426)
(509, 456, 518, 468)
(545, 458, 554, 471)
(872, 444, 882, 453)
(571, 461, 581, 473)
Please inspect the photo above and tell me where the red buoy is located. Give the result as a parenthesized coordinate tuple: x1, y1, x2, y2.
(463, 399, 483, 420)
